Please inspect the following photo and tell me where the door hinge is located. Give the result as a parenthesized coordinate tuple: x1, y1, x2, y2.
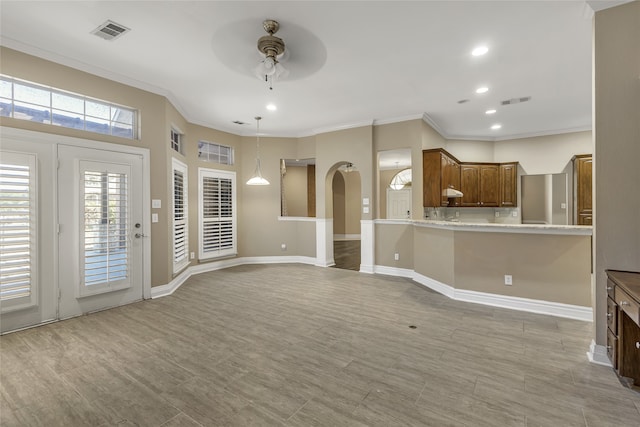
(58, 288, 61, 301)
(56, 224, 61, 234)
(57, 159, 61, 170)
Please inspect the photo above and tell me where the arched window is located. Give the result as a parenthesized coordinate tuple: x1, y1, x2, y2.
(389, 168, 412, 190)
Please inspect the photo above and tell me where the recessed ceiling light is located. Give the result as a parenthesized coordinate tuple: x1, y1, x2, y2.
(491, 124, 502, 130)
(476, 87, 489, 94)
(485, 109, 496, 115)
(472, 46, 489, 56)
(266, 103, 277, 111)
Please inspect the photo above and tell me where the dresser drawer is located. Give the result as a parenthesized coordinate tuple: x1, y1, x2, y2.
(606, 279, 616, 299)
(607, 328, 618, 369)
(607, 296, 618, 334)
(615, 286, 640, 327)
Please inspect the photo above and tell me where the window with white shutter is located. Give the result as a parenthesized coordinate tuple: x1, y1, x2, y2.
(198, 168, 236, 260)
(0, 152, 38, 312)
(172, 158, 188, 272)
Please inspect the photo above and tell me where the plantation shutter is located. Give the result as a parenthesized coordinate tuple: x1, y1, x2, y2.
(0, 152, 37, 310)
(172, 159, 188, 272)
(199, 168, 236, 260)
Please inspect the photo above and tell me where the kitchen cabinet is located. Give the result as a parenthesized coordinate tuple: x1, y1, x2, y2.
(422, 149, 461, 207)
(606, 270, 640, 388)
(574, 155, 592, 225)
(460, 164, 499, 207)
(499, 162, 518, 207)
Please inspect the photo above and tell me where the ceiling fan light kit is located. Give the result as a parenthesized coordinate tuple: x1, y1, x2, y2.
(255, 19, 288, 90)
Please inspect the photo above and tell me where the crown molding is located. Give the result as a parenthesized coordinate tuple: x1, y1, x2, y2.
(373, 113, 425, 126)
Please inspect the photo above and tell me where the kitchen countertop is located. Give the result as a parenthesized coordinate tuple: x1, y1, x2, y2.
(375, 219, 593, 235)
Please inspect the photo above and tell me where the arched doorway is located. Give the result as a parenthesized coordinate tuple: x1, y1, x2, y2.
(332, 164, 361, 271)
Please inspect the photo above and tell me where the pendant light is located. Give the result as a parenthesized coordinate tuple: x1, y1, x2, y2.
(246, 116, 270, 185)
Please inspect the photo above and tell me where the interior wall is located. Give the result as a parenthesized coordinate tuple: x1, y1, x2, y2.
(494, 131, 592, 175)
(332, 172, 346, 235)
(344, 171, 362, 235)
(375, 223, 414, 269)
(316, 126, 373, 219)
(594, 2, 640, 345)
(445, 139, 494, 162)
(283, 165, 308, 217)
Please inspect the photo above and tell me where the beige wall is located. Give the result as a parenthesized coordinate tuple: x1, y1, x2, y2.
(446, 139, 494, 163)
(332, 172, 346, 234)
(344, 171, 362, 235)
(375, 223, 414, 269)
(413, 227, 455, 285)
(316, 126, 373, 219)
(594, 2, 640, 345)
(283, 165, 308, 217)
(454, 231, 591, 306)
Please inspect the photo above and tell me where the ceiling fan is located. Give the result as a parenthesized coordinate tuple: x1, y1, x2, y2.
(254, 19, 289, 90)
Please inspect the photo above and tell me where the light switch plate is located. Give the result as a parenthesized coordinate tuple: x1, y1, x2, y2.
(152, 199, 161, 209)
(363, 198, 370, 206)
(363, 206, 370, 214)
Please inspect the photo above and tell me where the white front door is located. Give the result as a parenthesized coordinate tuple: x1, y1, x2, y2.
(387, 188, 412, 219)
(57, 145, 144, 319)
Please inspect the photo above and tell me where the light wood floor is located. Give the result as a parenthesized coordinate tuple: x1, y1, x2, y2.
(1, 264, 639, 426)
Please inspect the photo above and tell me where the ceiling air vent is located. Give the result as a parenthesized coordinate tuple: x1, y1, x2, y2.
(232, 120, 249, 125)
(501, 96, 532, 106)
(91, 20, 130, 41)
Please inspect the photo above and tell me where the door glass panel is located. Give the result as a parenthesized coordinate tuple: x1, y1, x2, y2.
(82, 170, 129, 289)
(0, 153, 37, 310)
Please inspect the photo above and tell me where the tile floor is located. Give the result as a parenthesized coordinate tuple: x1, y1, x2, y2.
(1, 264, 639, 426)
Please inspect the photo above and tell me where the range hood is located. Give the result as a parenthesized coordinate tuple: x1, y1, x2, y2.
(443, 188, 464, 198)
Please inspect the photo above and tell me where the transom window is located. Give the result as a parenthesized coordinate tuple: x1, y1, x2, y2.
(198, 141, 233, 165)
(0, 75, 138, 139)
(170, 128, 183, 154)
(390, 168, 412, 190)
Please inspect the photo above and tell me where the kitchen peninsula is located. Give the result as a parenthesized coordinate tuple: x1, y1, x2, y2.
(374, 219, 593, 320)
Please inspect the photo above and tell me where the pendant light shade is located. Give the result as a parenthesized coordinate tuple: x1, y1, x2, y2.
(246, 116, 270, 186)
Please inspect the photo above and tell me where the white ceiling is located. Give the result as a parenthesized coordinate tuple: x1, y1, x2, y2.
(0, 1, 607, 140)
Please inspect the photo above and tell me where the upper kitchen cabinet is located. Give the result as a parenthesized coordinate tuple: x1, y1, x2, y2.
(460, 163, 500, 207)
(499, 162, 518, 207)
(423, 149, 462, 207)
(574, 154, 592, 225)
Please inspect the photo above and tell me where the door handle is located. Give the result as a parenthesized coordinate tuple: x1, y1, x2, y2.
(134, 233, 148, 238)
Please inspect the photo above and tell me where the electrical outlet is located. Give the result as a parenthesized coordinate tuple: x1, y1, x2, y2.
(281, 243, 287, 251)
(455, 211, 459, 217)
(512, 211, 518, 217)
(394, 253, 399, 261)
(504, 275, 513, 285)
(190, 252, 195, 260)
(495, 211, 500, 218)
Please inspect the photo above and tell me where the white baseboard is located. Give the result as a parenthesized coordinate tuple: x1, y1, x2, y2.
(373, 265, 415, 279)
(409, 270, 592, 322)
(586, 339, 613, 367)
(151, 256, 317, 299)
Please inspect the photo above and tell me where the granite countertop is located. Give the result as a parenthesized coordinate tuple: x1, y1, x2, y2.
(375, 219, 593, 235)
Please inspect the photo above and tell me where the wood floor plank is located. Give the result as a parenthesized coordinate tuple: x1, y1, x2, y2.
(1, 264, 639, 426)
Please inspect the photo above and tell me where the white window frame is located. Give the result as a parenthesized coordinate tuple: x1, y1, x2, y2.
(170, 127, 183, 155)
(198, 168, 236, 260)
(0, 75, 138, 139)
(0, 151, 38, 313)
(172, 158, 189, 273)
(198, 141, 234, 165)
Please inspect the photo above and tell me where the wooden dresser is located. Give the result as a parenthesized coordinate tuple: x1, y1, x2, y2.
(606, 270, 640, 387)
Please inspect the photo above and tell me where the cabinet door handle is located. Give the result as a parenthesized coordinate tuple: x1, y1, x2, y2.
(606, 286, 613, 291)
(636, 342, 640, 349)
(621, 301, 630, 306)
(606, 345, 612, 350)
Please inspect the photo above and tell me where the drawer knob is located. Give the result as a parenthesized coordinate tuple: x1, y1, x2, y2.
(607, 313, 612, 319)
(636, 342, 640, 349)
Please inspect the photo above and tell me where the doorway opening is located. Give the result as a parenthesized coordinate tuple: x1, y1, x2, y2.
(332, 164, 361, 271)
